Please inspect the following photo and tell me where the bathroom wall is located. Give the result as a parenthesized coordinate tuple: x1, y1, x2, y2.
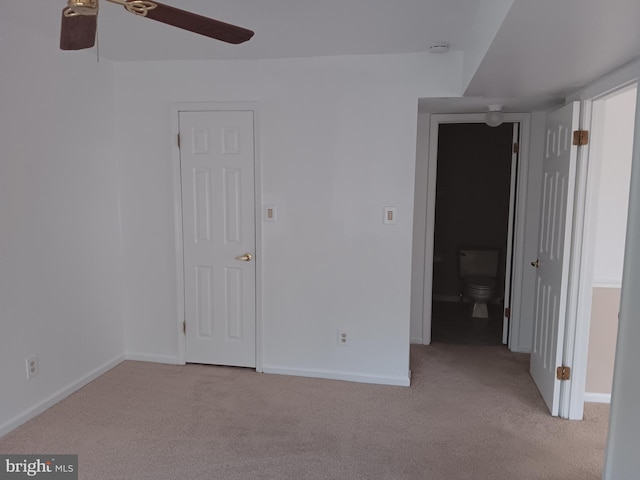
(432, 123, 514, 300)
(586, 288, 621, 396)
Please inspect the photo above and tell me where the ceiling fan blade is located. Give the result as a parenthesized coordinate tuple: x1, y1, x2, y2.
(140, 2, 254, 45)
(60, 9, 97, 50)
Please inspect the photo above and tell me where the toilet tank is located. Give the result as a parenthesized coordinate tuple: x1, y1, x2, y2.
(459, 249, 499, 279)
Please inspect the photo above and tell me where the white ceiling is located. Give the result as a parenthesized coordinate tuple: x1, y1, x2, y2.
(464, 0, 640, 101)
(8, 0, 640, 111)
(95, 0, 484, 61)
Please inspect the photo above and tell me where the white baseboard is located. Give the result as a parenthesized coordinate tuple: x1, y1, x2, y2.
(0, 354, 125, 438)
(584, 392, 611, 404)
(411, 337, 424, 345)
(125, 352, 181, 365)
(262, 365, 411, 387)
(592, 279, 622, 289)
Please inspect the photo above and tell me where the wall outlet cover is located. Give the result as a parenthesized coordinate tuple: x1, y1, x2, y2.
(384, 206, 397, 225)
(264, 204, 276, 222)
(337, 329, 350, 346)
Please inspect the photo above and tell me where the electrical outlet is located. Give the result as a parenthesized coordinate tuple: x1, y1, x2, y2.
(337, 330, 350, 346)
(26, 355, 38, 380)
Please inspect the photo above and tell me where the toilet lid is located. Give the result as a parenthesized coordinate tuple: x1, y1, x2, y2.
(465, 276, 496, 288)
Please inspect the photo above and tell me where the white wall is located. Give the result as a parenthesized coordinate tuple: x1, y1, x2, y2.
(591, 87, 636, 286)
(461, 0, 514, 91)
(0, 3, 124, 435)
(114, 53, 463, 385)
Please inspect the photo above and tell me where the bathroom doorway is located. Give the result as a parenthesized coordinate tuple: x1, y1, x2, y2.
(410, 112, 532, 350)
(430, 123, 516, 345)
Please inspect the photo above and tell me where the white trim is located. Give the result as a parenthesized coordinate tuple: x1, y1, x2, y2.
(253, 106, 264, 373)
(509, 116, 532, 352)
(170, 102, 263, 371)
(560, 99, 595, 420)
(0, 355, 124, 438)
(421, 113, 531, 350)
(262, 365, 411, 387)
(593, 280, 623, 289)
(125, 353, 181, 365)
(422, 117, 439, 345)
(503, 123, 519, 344)
(410, 337, 424, 345)
(584, 392, 611, 404)
(171, 106, 186, 365)
(509, 345, 532, 354)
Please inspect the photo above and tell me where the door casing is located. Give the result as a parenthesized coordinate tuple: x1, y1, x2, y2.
(171, 102, 263, 372)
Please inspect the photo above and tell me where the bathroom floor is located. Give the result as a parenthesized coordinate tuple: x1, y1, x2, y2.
(431, 301, 504, 346)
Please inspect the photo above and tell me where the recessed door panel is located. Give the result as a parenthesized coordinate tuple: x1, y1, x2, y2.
(193, 168, 213, 243)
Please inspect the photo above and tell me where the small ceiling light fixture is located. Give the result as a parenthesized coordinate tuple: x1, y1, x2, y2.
(429, 42, 450, 54)
(485, 104, 504, 127)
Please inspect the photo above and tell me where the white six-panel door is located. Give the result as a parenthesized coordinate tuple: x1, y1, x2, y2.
(530, 102, 580, 415)
(179, 110, 256, 367)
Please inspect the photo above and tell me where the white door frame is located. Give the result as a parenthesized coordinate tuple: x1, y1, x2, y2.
(422, 113, 531, 347)
(171, 102, 263, 372)
(503, 123, 520, 344)
(561, 79, 638, 420)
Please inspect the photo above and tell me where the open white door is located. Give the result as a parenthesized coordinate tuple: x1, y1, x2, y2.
(530, 102, 580, 416)
(180, 110, 256, 368)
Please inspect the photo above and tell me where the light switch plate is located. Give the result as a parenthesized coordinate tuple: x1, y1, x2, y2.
(383, 207, 397, 225)
(264, 205, 276, 222)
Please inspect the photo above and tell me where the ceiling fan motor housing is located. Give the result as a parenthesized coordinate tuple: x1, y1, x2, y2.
(67, 0, 98, 15)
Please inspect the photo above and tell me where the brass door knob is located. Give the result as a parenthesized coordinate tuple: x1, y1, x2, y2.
(531, 259, 540, 268)
(235, 253, 253, 262)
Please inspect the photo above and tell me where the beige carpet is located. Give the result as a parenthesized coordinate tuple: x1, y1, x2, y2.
(0, 345, 609, 480)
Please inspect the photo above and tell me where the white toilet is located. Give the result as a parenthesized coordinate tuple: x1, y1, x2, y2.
(458, 249, 500, 318)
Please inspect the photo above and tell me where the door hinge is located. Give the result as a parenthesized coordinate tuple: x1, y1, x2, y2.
(177, 133, 181, 149)
(513, 142, 519, 154)
(556, 366, 571, 381)
(504, 307, 510, 318)
(182, 320, 186, 335)
(573, 130, 589, 146)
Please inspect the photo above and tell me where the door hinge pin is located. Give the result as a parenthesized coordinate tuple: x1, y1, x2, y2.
(504, 307, 511, 319)
(573, 130, 589, 146)
(177, 133, 181, 148)
(556, 366, 571, 381)
(183, 320, 186, 335)
(513, 142, 519, 154)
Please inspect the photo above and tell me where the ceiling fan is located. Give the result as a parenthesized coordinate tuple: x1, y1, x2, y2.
(60, 0, 254, 51)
